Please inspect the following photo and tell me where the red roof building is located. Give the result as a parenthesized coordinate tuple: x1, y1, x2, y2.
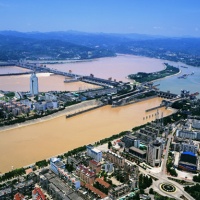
(85, 183, 107, 199)
(95, 178, 111, 189)
(13, 193, 25, 200)
(32, 187, 46, 200)
(76, 164, 96, 184)
(89, 159, 101, 173)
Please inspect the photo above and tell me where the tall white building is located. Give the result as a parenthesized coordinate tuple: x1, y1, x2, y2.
(30, 72, 39, 96)
(147, 139, 164, 167)
(86, 145, 102, 162)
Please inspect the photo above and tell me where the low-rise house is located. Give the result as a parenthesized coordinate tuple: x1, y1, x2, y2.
(46, 101, 54, 109)
(38, 170, 83, 200)
(13, 180, 35, 196)
(52, 101, 58, 109)
(12, 108, 22, 116)
(85, 183, 107, 199)
(108, 184, 129, 199)
(45, 93, 57, 101)
(13, 192, 25, 200)
(34, 102, 46, 111)
(76, 164, 96, 184)
(95, 178, 111, 191)
(102, 161, 114, 173)
(0, 187, 12, 199)
(105, 150, 125, 168)
(89, 160, 101, 173)
(67, 156, 81, 169)
(50, 157, 65, 175)
(58, 168, 81, 190)
(32, 187, 46, 200)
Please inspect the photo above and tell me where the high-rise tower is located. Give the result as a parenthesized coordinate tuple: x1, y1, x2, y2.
(30, 72, 38, 96)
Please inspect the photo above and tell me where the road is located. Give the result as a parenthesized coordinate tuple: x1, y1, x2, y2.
(126, 126, 195, 200)
(161, 128, 175, 175)
(138, 165, 195, 200)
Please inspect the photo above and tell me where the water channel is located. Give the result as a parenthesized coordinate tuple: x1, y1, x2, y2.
(0, 54, 199, 172)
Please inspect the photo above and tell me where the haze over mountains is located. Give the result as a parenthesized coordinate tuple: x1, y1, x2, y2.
(0, 31, 200, 66)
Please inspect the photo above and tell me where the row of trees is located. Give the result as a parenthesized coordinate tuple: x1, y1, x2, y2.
(163, 112, 187, 126)
(0, 168, 25, 182)
(185, 184, 200, 200)
(166, 156, 178, 177)
(35, 160, 49, 168)
(139, 174, 153, 191)
(193, 173, 200, 182)
(93, 181, 109, 195)
(114, 170, 129, 184)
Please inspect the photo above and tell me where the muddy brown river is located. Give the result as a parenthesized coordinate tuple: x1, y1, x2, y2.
(0, 97, 174, 173)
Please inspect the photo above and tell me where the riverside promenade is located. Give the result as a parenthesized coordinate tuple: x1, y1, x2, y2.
(0, 99, 103, 132)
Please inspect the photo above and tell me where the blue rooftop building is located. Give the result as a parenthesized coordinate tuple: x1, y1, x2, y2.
(178, 151, 198, 172)
(50, 157, 65, 175)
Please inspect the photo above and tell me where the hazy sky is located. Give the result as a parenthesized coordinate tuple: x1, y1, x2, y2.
(0, 0, 200, 37)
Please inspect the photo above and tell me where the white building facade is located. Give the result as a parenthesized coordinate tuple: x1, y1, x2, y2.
(147, 139, 163, 167)
(86, 145, 102, 162)
(30, 73, 39, 96)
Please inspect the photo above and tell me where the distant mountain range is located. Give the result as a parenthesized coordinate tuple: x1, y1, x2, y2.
(0, 30, 200, 66)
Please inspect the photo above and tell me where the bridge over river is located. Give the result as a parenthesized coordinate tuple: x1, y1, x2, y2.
(15, 62, 121, 88)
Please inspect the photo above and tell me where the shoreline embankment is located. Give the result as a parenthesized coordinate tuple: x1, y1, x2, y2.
(66, 103, 105, 118)
(0, 100, 102, 132)
(0, 72, 33, 76)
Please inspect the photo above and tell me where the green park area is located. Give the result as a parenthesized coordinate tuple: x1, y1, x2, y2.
(128, 63, 179, 83)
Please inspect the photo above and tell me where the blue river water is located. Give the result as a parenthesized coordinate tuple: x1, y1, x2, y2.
(154, 62, 200, 96)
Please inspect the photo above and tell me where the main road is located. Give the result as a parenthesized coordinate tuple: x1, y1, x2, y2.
(161, 127, 176, 175)
(126, 126, 195, 200)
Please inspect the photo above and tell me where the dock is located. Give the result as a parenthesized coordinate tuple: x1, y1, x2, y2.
(145, 105, 165, 112)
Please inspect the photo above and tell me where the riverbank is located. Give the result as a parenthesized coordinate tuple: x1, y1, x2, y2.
(0, 72, 32, 76)
(66, 103, 105, 118)
(0, 99, 101, 132)
(152, 69, 182, 83)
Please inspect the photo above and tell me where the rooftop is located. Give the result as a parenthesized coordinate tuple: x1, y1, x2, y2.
(95, 178, 111, 188)
(14, 192, 25, 200)
(129, 146, 146, 155)
(85, 183, 107, 199)
(92, 148, 101, 153)
(32, 187, 46, 200)
(89, 159, 101, 166)
(182, 151, 196, 156)
(49, 177, 72, 195)
(77, 165, 95, 177)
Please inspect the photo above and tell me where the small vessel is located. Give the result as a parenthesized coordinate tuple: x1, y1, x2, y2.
(190, 92, 199, 96)
(180, 66, 188, 68)
(178, 74, 187, 79)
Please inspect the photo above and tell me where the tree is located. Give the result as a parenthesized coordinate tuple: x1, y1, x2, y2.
(140, 189, 144, 194)
(149, 188, 154, 194)
(193, 174, 200, 182)
(108, 141, 112, 149)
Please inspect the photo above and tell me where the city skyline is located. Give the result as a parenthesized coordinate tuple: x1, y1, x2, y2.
(0, 0, 200, 37)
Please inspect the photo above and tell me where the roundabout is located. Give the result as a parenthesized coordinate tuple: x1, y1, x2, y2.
(160, 183, 177, 193)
